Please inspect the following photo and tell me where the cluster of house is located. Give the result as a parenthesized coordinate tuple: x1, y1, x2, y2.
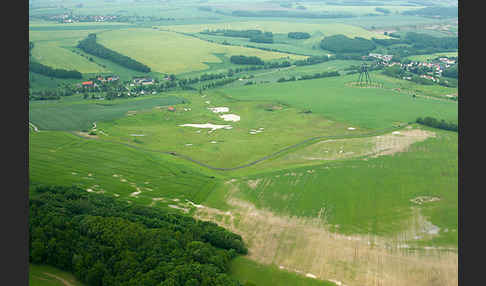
(368, 53, 394, 63)
(78, 75, 120, 88)
(131, 77, 155, 86)
(50, 14, 119, 24)
(369, 52, 457, 82)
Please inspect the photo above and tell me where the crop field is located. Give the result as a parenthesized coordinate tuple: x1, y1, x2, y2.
(96, 28, 306, 74)
(164, 21, 390, 40)
(221, 73, 458, 129)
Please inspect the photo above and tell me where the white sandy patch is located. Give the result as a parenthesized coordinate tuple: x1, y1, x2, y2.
(210, 141, 217, 144)
(130, 190, 141, 197)
(86, 189, 94, 192)
(392, 131, 401, 135)
(130, 134, 145, 136)
(185, 144, 193, 146)
(186, 200, 205, 209)
(179, 123, 232, 131)
(113, 193, 120, 197)
(348, 127, 356, 130)
(220, 114, 240, 122)
(208, 107, 229, 113)
(205, 100, 211, 104)
(168, 204, 189, 213)
(306, 273, 317, 279)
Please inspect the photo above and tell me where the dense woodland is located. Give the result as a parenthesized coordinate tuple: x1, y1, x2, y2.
(320, 35, 376, 54)
(77, 34, 151, 73)
(288, 32, 311, 39)
(230, 55, 265, 65)
(29, 185, 248, 286)
(202, 29, 274, 43)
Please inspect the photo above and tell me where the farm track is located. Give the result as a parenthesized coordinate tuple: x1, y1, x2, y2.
(69, 124, 407, 171)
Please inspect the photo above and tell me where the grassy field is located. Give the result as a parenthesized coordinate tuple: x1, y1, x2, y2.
(29, 129, 220, 211)
(221, 73, 458, 130)
(92, 91, 364, 169)
(29, 264, 85, 286)
(96, 28, 305, 74)
(29, 94, 186, 131)
(229, 256, 337, 286)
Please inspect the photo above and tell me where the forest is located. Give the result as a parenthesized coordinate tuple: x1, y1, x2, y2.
(29, 185, 248, 286)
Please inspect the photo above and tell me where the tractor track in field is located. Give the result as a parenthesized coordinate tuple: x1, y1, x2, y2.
(69, 123, 408, 171)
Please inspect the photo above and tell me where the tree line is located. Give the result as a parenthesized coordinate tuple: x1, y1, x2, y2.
(416, 117, 458, 132)
(77, 34, 151, 73)
(29, 185, 248, 286)
(288, 32, 311, 39)
(277, 70, 340, 82)
(201, 29, 274, 44)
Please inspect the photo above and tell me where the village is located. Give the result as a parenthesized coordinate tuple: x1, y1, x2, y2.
(368, 52, 457, 83)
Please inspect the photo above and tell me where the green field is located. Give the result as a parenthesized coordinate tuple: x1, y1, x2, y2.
(29, 264, 85, 286)
(29, 94, 185, 131)
(221, 73, 458, 129)
(229, 257, 337, 286)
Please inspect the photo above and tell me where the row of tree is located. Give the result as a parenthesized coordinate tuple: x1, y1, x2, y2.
(288, 32, 311, 39)
(29, 61, 83, 79)
(277, 70, 340, 82)
(201, 29, 274, 44)
(29, 185, 248, 286)
(230, 55, 265, 65)
(416, 117, 458, 132)
(77, 34, 151, 73)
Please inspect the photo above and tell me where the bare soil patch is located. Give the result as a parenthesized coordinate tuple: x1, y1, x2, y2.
(195, 181, 457, 286)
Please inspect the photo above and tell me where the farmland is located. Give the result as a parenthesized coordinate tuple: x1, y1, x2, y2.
(28, 1, 458, 285)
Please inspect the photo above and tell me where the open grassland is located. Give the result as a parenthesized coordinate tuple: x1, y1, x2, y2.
(164, 21, 390, 40)
(29, 130, 220, 209)
(29, 94, 185, 131)
(229, 257, 337, 286)
(94, 91, 364, 169)
(29, 264, 85, 286)
(221, 73, 458, 129)
(96, 28, 305, 74)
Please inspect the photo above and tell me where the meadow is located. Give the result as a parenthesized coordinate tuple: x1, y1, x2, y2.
(96, 28, 306, 74)
(29, 94, 185, 131)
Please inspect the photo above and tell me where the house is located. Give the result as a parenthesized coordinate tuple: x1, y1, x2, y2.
(82, 81, 93, 87)
(168, 106, 175, 112)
